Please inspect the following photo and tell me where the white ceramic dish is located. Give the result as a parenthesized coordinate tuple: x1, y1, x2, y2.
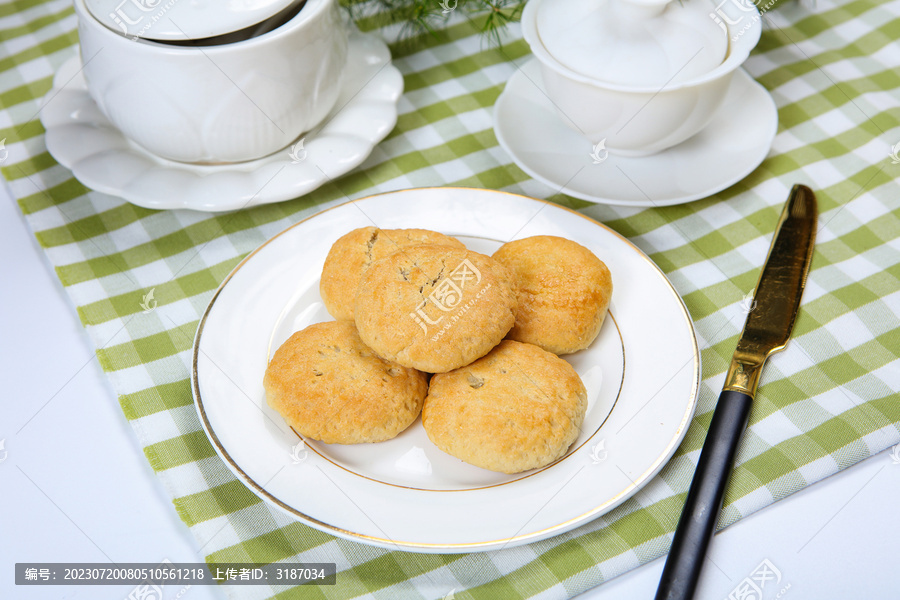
(522, 0, 762, 155)
(41, 32, 402, 212)
(494, 60, 778, 207)
(74, 0, 348, 163)
(192, 188, 701, 552)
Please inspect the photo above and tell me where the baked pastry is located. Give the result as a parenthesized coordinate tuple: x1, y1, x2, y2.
(422, 340, 588, 473)
(353, 244, 518, 373)
(263, 320, 427, 444)
(319, 227, 465, 321)
(492, 235, 612, 355)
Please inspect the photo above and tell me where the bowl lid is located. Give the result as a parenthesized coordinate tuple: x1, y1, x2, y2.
(535, 0, 728, 87)
(84, 0, 303, 41)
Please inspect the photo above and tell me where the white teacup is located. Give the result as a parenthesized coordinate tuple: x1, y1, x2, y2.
(74, 0, 348, 164)
(522, 0, 762, 157)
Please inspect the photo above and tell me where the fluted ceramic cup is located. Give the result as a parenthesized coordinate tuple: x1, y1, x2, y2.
(74, 0, 348, 164)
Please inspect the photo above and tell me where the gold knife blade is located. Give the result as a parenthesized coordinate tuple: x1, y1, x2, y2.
(723, 184, 818, 398)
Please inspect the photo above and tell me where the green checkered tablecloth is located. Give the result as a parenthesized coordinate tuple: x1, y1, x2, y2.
(3, 0, 900, 597)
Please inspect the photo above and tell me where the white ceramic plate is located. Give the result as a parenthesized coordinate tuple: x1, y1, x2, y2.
(40, 31, 402, 212)
(192, 188, 700, 553)
(494, 60, 778, 207)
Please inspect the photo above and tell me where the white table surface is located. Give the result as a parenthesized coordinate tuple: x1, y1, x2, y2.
(2, 178, 899, 600)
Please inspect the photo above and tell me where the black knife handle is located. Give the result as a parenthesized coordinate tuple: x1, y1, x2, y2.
(655, 390, 754, 600)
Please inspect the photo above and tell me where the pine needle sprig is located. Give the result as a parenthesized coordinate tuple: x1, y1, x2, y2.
(340, 0, 525, 46)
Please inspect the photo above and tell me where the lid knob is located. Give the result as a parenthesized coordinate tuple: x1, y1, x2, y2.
(613, 0, 672, 19)
(536, 0, 729, 87)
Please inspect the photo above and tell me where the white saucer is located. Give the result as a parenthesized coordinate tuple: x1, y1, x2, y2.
(493, 59, 778, 207)
(40, 32, 403, 212)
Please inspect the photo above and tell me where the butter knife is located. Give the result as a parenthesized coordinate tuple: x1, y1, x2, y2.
(655, 184, 818, 600)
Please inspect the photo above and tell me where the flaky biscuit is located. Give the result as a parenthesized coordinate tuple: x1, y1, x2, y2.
(492, 235, 612, 355)
(422, 340, 588, 473)
(320, 227, 465, 321)
(263, 321, 427, 444)
(353, 244, 518, 373)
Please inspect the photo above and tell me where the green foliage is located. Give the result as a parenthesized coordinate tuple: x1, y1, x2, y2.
(340, 0, 525, 45)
